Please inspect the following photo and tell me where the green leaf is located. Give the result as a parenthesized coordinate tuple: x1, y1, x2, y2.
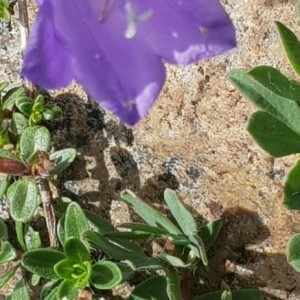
(54, 259, 74, 280)
(22, 248, 65, 279)
(40, 280, 60, 300)
(7, 279, 30, 300)
(0, 264, 20, 289)
(2, 87, 25, 110)
(7, 179, 39, 222)
(119, 223, 168, 235)
(24, 226, 42, 250)
(42, 109, 55, 121)
(64, 237, 90, 263)
(105, 231, 152, 240)
(49, 148, 76, 175)
(0, 176, 11, 200)
(84, 230, 139, 260)
(84, 210, 143, 254)
(195, 289, 264, 300)
(0, 218, 8, 240)
(11, 112, 28, 136)
(247, 111, 300, 157)
(57, 280, 79, 300)
(0, 149, 20, 161)
(164, 188, 197, 236)
(57, 215, 66, 246)
(123, 256, 163, 271)
(120, 190, 182, 235)
(160, 253, 188, 268)
(287, 233, 300, 272)
(228, 69, 300, 135)
(91, 261, 122, 290)
(199, 219, 223, 250)
(0, 241, 16, 264)
(275, 21, 300, 77)
(31, 274, 40, 286)
(20, 126, 50, 161)
(166, 268, 181, 300)
(64, 202, 89, 241)
(0, 82, 8, 95)
(284, 162, 300, 210)
(15, 97, 33, 116)
(129, 276, 168, 300)
(248, 66, 300, 104)
(187, 234, 208, 266)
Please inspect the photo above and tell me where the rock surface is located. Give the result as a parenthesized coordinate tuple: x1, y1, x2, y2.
(1, 0, 300, 299)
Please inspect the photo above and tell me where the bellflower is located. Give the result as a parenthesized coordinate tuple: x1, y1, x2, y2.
(21, 0, 236, 125)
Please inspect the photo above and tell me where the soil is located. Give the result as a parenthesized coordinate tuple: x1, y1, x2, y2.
(1, 0, 300, 299)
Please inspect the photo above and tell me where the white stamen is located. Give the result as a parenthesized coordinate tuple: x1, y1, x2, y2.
(124, 3, 153, 39)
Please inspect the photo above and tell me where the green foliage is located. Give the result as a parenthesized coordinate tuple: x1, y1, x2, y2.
(0, 0, 10, 23)
(228, 21, 300, 275)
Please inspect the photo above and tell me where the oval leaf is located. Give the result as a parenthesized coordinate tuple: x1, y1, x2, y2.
(91, 261, 122, 290)
(0, 241, 16, 264)
(129, 276, 168, 300)
(64, 237, 90, 263)
(64, 202, 89, 241)
(284, 161, 300, 210)
(275, 21, 300, 77)
(287, 233, 300, 272)
(120, 190, 181, 235)
(22, 248, 65, 279)
(199, 219, 223, 250)
(49, 149, 76, 175)
(7, 179, 39, 222)
(20, 126, 50, 161)
(247, 111, 300, 158)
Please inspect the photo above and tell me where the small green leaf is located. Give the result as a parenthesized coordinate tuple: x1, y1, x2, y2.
(199, 219, 223, 250)
(20, 126, 50, 161)
(275, 21, 300, 77)
(188, 234, 208, 266)
(0, 264, 20, 289)
(0, 176, 11, 201)
(2, 87, 25, 110)
(0, 218, 8, 240)
(105, 231, 152, 240)
(54, 259, 74, 280)
(7, 279, 30, 300)
(284, 162, 300, 210)
(228, 69, 300, 135)
(42, 109, 55, 121)
(11, 112, 28, 136)
(120, 190, 182, 235)
(64, 202, 89, 241)
(64, 237, 90, 263)
(30, 112, 43, 124)
(40, 280, 61, 300)
(24, 226, 42, 250)
(166, 268, 181, 300)
(15, 97, 34, 116)
(0, 241, 16, 264)
(129, 276, 168, 300)
(287, 233, 300, 272)
(91, 261, 122, 290)
(57, 280, 79, 300)
(49, 148, 76, 175)
(119, 223, 169, 235)
(57, 215, 66, 246)
(84, 230, 138, 260)
(0, 82, 8, 95)
(195, 289, 264, 300)
(31, 274, 40, 286)
(164, 188, 197, 236)
(84, 210, 143, 254)
(160, 253, 188, 268)
(247, 111, 300, 157)
(7, 179, 39, 222)
(22, 248, 65, 279)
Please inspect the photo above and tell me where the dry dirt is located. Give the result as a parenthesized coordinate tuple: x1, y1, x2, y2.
(1, 0, 300, 299)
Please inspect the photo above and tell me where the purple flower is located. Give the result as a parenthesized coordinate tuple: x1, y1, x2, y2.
(21, 0, 236, 125)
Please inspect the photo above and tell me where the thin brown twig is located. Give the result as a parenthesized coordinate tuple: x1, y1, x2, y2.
(37, 178, 58, 247)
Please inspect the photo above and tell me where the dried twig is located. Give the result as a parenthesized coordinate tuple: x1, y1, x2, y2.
(17, 0, 30, 51)
(37, 179, 58, 247)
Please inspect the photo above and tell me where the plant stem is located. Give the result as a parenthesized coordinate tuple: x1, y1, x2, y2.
(17, 0, 30, 52)
(37, 179, 58, 247)
(15, 221, 26, 251)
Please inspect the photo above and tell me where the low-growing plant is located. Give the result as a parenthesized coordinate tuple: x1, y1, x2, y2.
(228, 21, 300, 274)
(0, 0, 10, 23)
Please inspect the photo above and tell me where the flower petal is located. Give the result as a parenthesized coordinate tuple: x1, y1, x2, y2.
(129, 0, 236, 65)
(52, 0, 165, 125)
(21, 0, 73, 89)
